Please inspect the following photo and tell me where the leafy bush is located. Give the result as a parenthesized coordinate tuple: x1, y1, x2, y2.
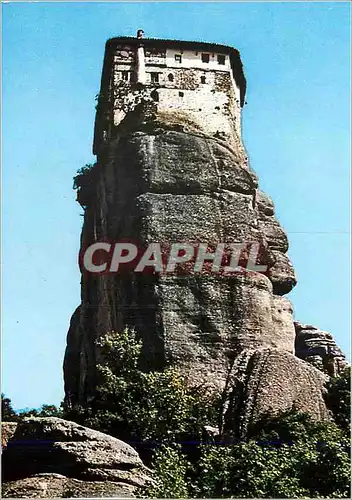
(147, 411, 350, 498)
(247, 406, 346, 445)
(194, 442, 309, 498)
(1, 394, 19, 421)
(63, 329, 219, 443)
(1, 394, 63, 421)
(325, 366, 350, 433)
(61, 329, 350, 498)
(73, 163, 96, 190)
(18, 404, 63, 418)
(146, 445, 191, 499)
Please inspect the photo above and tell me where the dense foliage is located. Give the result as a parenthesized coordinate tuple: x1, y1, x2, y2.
(325, 366, 350, 432)
(1, 393, 19, 421)
(2, 330, 350, 498)
(63, 329, 219, 443)
(61, 329, 350, 498)
(1, 394, 62, 421)
(146, 410, 350, 498)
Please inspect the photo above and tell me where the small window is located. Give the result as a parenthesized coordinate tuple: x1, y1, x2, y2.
(201, 53, 210, 63)
(179, 91, 184, 97)
(217, 55, 226, 65)
(175, 54, 182, 63)
(168, 73, 174, 82)
(122, 71, 129, 81)
(151, 90, 159, 102)
(200, 76, 206, 84)
(151, 72, 159, 83)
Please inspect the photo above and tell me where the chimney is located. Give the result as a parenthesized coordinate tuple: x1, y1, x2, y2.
(135, 30, 146, 84)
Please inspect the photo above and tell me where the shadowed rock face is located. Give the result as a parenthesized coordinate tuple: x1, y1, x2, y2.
(63, 42, 346, 431)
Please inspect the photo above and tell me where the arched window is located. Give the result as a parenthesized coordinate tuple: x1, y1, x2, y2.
(168, 73, 174, 82)
(151, 90, 159, 102)
(201, 76, 206, 84)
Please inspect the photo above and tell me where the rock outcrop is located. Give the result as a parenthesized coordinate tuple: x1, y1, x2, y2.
(63, 35, 347, 433)
(295, 322, 347, 377)
(223, 348, 329, 437)
(1, 418, 151, 498)
(2, 474, 135, 499)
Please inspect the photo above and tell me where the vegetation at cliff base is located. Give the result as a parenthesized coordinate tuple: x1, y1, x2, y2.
(62, 328, 219, 443)
(2, 331, 350, 498)
(61, 329, 350, 499)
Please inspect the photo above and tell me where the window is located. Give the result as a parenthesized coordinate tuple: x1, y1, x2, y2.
(168, 73, 174, 82)
(151, 90, 159, 102)
(201, 53, 210, 63)
(200, 76, 206, 84)
(151, 72, 159, 84)
(217, 55, 226, 65)
(179, 91, 184, 97)
(122, 71, 129, 81)
(175, 54, 182, 63)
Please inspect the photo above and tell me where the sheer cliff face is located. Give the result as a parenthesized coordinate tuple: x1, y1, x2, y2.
(64, 37, 345, 428)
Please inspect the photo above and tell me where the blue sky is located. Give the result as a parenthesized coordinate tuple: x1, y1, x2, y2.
(2, 2, 350, 410)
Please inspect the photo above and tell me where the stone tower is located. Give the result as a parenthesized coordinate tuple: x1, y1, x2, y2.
(64, 33, 346, 431)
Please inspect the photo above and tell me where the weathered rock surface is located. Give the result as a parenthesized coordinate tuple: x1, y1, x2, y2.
(2, 474, 134, 499)
(2, 418, 151, 497)
(63, 38, 347, 432)
(64, 124, 300, 407)
(223, 348, 329, 437)
(295, 322, 347, 376)
(1, 421, 17, 449)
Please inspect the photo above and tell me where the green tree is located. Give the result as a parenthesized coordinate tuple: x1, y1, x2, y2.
(148, 410, 350, 498)
(60, 329, 350, 498)
(38, 404, 63, 417)
(64, 329, 218, 443)
(73, 163, 96, 190)
(1, 394, 18, 421)
(247, 406, 346, 445)
(193, 442, 310, 498)
(146, 445, 191, 499)
(325, 366, 350, 433)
